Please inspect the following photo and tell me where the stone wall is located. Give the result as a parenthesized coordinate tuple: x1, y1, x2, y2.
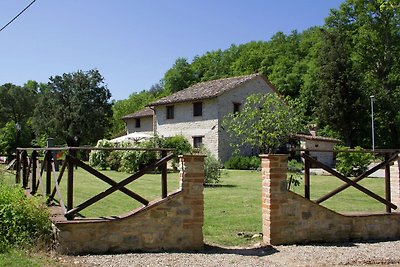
(155, 99, 219, 159)
(125, 116, 153, 134)
(300, 140, 337, 167)
(53, 155, 205, 255)
(154, 76, 276, 163)
(262, 154, 400, 245)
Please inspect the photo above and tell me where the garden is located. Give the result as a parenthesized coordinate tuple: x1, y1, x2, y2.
(0, 145, 391, 265)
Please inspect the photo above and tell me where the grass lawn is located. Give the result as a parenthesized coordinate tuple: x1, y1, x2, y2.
(290, 173, 387, 212)
(0, 250, 62, 267)
(0, 165, 389, 247)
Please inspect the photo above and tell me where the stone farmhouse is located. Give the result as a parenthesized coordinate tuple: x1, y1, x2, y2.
(123, 74, 277, 162)
(122, 107, 153, 135)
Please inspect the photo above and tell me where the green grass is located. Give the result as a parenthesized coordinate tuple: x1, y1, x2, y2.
(204, 170, 262, 246)
(290, 173, 387, 212)
(55, 169, 181, 218)
(1, 165, 389, 247)
(0, 249, 62, 267)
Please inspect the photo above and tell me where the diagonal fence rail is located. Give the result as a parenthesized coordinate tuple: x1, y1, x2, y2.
(300, 149, 399, 213)
(15, 146, 174, 220)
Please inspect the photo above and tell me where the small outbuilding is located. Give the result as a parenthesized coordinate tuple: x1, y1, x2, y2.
(294, 133, 341, 167)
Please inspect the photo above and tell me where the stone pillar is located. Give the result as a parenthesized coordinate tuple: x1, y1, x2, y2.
(179, 154, 206, 249)
(261, 154, 288, 245)
(390, 155, 400, 210)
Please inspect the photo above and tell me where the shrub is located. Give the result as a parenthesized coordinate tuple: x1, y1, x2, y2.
(288, 159, 303, 172)
(89, 139, 113, 170)
(224, 156, 260, 170)
(160, 135, 192, 169)
(117, 140, 158, 173)
(336, 146, 373, 177)
(0, 182, 51, 252)
(107, 150, 122, 171)
(200, 148, 221, 184)
(119, 150, 138, 173)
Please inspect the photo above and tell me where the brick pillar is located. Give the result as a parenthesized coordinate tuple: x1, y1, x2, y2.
(261, 154, 288, 245)
(390, 154, 400, 210)
(179, 154, 205, 249)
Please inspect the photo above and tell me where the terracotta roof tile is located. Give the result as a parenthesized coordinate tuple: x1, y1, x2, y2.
(122, 107, 153, 119)
(148, 73, 265, 106)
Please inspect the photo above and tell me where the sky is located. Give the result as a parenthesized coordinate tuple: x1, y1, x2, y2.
(0, 0, 344, 100)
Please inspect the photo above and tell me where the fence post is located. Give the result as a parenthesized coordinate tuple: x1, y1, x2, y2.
(261, 154, 288, 245)
(385, 153, 391, 213)
(67, 149, 74, 212)
(21, 150, 28, 189)
(390, 153, 400, 210)
(161, 150, 167, 198)
(179, 154, 205, 249)
(15, 149, 21, 184)
(46, 150, 52, 195)
(304, 150, 310, 199)
(31, 150, 38, 195)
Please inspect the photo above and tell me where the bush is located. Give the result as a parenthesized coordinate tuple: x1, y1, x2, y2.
(107, 150, 122, 171)
(0, 182, 51, 252)
(89, 139, 113, 170)
(224, 156, 260, 170)
(336, 146, 373, 177)
(119, 149, 138, 173)
(288, 159, 303, 172)
(161, 135, 192, 169)
(200, 148, 221, 184)
(118, 140, 158, 173)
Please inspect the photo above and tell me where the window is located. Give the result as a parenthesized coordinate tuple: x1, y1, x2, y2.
(135, 118, 141, 128)
(193, 102, 203, 116)
(233, 102, 241, 114)
(166, 105, 174, 119)
(193, 136, 203, 148)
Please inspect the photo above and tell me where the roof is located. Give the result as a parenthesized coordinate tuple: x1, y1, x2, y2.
(148, 73, 274, 106)
(293, 134, 341, 143)
(122, 107, 153, 120)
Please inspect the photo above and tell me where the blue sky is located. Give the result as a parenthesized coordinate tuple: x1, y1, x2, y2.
(0, 0, 344, 100)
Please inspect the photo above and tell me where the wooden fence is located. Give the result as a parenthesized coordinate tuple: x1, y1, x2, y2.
(15, 147, 174, 220)
(300, 149, 399, 213)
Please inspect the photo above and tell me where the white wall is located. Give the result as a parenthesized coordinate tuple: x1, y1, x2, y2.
(125, 116, 153, 134)
(155, 99, 219, 158)
(300, 140, 336, 167)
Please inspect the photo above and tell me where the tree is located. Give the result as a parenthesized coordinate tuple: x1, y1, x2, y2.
(163, 58, 196, 93)
(32, 69, 113, 146)
(314, 28, 366, 146)
(0, 83, 37, 127)
(324, 0, 400, 147)
(223, 93, 303, 154)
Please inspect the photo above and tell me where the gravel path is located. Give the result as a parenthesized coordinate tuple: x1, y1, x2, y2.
(58, 240, 400, 267)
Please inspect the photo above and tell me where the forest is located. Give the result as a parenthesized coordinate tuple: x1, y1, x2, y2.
(1, 0, 399, 153)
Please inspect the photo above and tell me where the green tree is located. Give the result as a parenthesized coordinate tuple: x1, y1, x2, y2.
(325, 0, 400, 147)
(314, 28, 366, 146)
(163, 58, 196, 93)
(32, 69, 113, 146)
(223, 93, 303, 154)
(0, 83, 37, 127)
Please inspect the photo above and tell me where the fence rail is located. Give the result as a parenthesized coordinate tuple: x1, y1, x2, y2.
(299, 149, 399, 213)
(15, 146, 174, 220)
